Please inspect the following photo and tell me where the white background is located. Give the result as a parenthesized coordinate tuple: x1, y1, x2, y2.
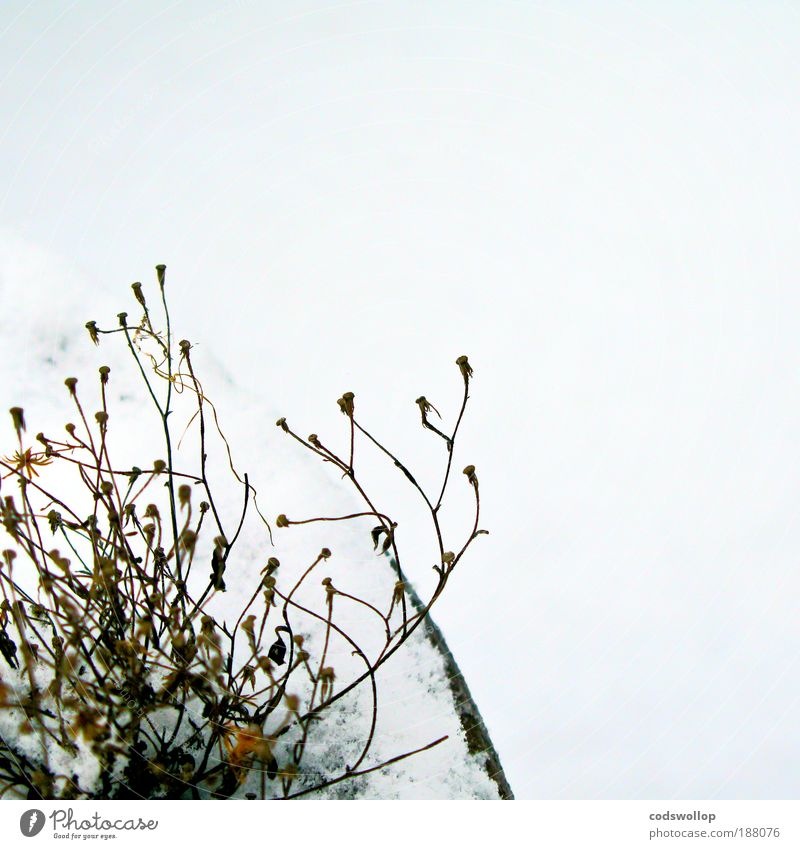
(1, 1, 800, 798)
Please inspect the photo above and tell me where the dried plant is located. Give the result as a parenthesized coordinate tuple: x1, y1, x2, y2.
(0, 266, 486, 799)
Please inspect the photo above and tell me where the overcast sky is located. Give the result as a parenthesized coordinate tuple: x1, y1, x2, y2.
(2, 1, 800, 798)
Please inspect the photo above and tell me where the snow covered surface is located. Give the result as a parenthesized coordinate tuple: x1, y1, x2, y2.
(0, 232, 505, 799)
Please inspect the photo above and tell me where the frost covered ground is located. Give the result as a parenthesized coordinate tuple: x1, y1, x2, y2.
(0, 233, 507, 799)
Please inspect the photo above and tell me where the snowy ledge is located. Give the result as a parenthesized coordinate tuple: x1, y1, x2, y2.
(0, 236, 512, 800)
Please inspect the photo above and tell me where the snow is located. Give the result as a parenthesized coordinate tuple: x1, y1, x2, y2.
(0, 231, 504, 799)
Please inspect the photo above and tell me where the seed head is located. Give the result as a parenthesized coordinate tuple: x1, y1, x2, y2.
(337, 392, 355, 416)
(456, 355, 473, 380)
(131, 281, 146, 307)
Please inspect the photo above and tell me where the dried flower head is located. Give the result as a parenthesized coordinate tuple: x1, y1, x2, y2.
(131, 281, 146, 307)
(337, 391, 355, 416)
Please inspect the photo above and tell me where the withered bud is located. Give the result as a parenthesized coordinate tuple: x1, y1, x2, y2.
(117, 312, 128, 327)
(337, 391, 355, 416)
(65, 422, 76, 436)
(155, 264, 166, 288)
(308, 433, 320, 446)
(100, 481, 114, 495)
(131, 281, 146, 307)
(456, 355, 473, 379)
(284, 694, 300, 712)
(276, 514, 289, 528)
(442, 551, 455, 564)
(463, 464, 478, 485)
(9, 407, 25, 434)
(85, 321, 99, 345)
(181, 529, 197, 553)
(94, 411, 109, 427)
(275, 417, 288, 431)
(293, 635, 305, 647)
(320, 547, 331, 559)
(99, 366, 110, 384)
(64, 377, 78, 396)
(178, 484, 192, 507)
(152, 459, 167, 473)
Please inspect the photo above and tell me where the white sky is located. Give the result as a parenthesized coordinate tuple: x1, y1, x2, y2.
(2, 1, 800, 798)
